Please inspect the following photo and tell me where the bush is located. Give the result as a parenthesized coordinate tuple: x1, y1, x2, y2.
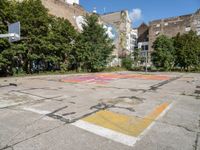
(103, 67, 127, 72)
(122, 56, 133, 70)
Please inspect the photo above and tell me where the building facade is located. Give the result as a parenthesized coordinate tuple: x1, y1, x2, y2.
(42, 0, 87, 30)
(41, 0, 135, 66)
(100, 10, 133, 66)
(149, 9, 200, 52)
(100, 11, 133, 64)
(130, 28, 138, 51)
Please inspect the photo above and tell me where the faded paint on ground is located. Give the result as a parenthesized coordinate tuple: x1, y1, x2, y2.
(61, 73, 171, 85)
(82, 102, 169, 137)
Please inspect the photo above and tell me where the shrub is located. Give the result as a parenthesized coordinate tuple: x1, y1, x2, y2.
(122, 56, 133, 70)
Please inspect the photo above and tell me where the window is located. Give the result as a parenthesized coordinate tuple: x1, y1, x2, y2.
(164, 22, 168, 26)
(155, 31, 160, 35)
(141, 45, 145, 51)
(197, 27, 200, 35)
(145, 45, 148, 51)
(156, 24, 160, 27)
(185, 26, 191, 32)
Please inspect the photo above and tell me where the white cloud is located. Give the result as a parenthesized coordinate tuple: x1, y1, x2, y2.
(129, 8, 142, 22)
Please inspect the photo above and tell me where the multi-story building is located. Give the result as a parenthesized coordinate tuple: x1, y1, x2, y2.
(149, 9, 200, 52)
(100, 11, 132, 57)
(42, 0, 87, 30)
(136, 9, 200, 64)
(137, 23, 149, 59)
(19, 0, 137, 66)
(130, 28, 138, 51)
(100, 10, 133, 66)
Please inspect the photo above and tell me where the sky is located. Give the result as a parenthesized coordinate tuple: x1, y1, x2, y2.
(80, 0, 200, 27)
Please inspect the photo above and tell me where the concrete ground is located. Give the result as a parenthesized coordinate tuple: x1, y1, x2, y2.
(0, 71, 199, 150)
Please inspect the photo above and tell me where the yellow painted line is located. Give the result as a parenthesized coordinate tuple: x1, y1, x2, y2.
(83, 102, 169, 137)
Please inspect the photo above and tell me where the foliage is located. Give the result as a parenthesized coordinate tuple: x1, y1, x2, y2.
(133, 48, 141, 66)
(103, 67, 127, 72)
(0, 2, 115, 76)
(151, 35, 175, 70)
(70, 14, 114, 72)
(0, 0, 77, 76)
(173, 31, 200, 71)
(122, 56, 133, 70)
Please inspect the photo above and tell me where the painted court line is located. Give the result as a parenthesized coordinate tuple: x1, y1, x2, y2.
(72, 120, 138, 147)
(82, 102, 169, 137)
(73, 102, 172, 147)
(23, 107, 51, 115)
(138, 102, 173, 140)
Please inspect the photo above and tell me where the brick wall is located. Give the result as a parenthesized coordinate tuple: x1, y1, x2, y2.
(42, 0, 87, 30)
(149, 9, 200, 52)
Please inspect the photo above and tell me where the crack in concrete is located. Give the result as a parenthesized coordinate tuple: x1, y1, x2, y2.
(90, 102, 135, 112)
(46, 113, 70, 123)
(176, 124, 196, 133)
(111, 106, 135, 112)
(49, 106, 68, 114)
(96, 86, 146, 92)
(0, 83, 17, 89)
(97, 76, 181, 94)
(150, 76, 181, 91)
(62, 112, 76, 116)
(9, 91, 47, 99)
(0, 124, 64, 150)
(194, 117, 200, 150)
(117, 96, 144, 101)
(0, 96, 63, 110)
(194, 132, 200, 150)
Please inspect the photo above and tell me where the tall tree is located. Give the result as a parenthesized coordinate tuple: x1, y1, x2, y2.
(151, 35, 175, 70)
(13, 0, 50, 73)
(0, 0, 16, 75)
(72, 14, 114, 72)
(0, 0, 78, 76)
(133, 48, 141, 66)
(173, 31, 200, 71)
(44, 17, 77, 71)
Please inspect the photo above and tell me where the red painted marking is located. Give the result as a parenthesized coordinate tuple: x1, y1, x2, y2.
(61, 73, 171, 85)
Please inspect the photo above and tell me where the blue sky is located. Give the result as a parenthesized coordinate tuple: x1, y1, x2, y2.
(80, 0, 200, 27)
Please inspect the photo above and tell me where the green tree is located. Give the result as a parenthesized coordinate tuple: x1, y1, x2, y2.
(122, 56, 133, 70)
(133, 48, 141, 66)
(13, 0, 51, 73)
(43, 17, 77, 72)
(0, 0, 77, 75)
(173, 31, 200, 71)
(72, 14, 114, 72)
(151, 35, 175, 70)
(0, 0, 16, 76)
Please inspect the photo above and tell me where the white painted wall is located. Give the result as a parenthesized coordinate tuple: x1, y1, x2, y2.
(65, 0, 79, 5)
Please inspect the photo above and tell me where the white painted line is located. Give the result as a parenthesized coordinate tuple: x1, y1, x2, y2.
(72, 120, 137, 147)
(23, 107, 51, 115)
(138, 102, 174, 140)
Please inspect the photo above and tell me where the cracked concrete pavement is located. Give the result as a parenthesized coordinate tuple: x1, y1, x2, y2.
(0, 71, 200, 150)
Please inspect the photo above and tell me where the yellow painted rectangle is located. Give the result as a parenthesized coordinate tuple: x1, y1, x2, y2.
(83, 103, 169, 137)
